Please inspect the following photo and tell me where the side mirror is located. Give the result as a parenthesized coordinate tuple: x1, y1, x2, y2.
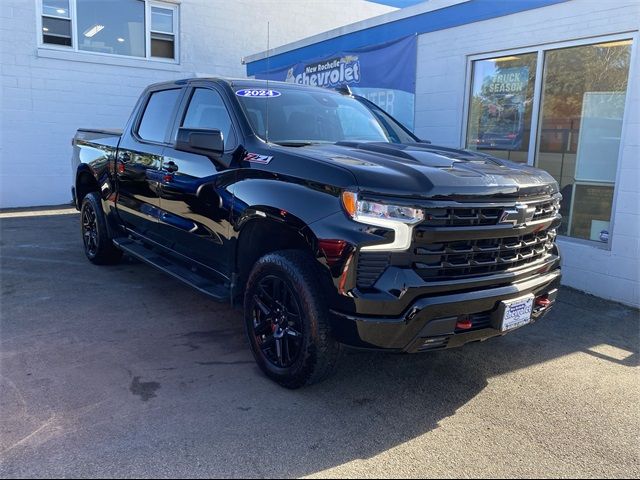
(175, 127, 224, 157)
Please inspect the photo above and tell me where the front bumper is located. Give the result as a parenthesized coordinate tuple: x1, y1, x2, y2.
(330, 268, 560, 352)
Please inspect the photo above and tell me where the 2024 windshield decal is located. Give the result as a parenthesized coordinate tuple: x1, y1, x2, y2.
(235, 89, 281, 98)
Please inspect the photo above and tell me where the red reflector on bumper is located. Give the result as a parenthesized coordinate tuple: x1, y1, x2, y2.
(456, 317, 473, 330)
(535, 297, 551, 307)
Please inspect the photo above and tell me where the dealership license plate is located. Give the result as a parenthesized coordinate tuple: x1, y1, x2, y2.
(500, 295, 534, 332)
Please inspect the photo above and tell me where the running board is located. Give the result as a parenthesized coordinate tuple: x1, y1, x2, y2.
(113, 238, 230, 301)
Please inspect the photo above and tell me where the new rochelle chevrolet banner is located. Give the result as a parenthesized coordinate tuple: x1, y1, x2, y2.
(255, 35, 417, 130)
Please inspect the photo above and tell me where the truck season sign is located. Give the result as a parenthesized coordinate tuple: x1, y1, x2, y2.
(484, 67, 529, 94)
(256, 35, 417, 130)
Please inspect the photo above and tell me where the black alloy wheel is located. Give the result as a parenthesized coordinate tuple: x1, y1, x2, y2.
(80, 192, 122, 265)
(82, 203, 99, 257)
(244, 250, 341, 388)
(251, 274, 303, 368)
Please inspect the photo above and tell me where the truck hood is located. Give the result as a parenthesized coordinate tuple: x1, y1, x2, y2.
(292, 142, 559, 200)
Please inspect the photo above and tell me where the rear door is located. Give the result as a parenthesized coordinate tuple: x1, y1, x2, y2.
(115, 87, 183, 242)
(157, 85, 238, 278)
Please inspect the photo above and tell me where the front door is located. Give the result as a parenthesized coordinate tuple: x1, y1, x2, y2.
(158, 86, 238, 278)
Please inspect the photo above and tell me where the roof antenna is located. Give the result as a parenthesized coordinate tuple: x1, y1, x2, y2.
(265, 21, 270, 144)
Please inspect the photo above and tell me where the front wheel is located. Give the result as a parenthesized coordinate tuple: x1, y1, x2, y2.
(244, 250, 341, 389)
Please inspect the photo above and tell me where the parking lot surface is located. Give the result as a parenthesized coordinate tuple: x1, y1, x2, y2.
(1, 212, 639, 478)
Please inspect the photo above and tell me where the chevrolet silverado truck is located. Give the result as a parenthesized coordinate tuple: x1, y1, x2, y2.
(72, 78, 561, 388)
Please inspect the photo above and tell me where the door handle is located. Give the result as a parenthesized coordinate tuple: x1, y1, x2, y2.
(116, 152, 130, 174)
(163, 161, 179, 173)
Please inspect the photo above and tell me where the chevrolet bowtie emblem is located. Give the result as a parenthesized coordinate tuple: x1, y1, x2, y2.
(500, 203, 536, 227)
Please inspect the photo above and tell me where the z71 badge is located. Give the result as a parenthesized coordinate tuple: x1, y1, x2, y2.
(244, 152, 273, 164)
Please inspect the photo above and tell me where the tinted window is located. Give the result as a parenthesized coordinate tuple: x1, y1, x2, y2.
(356, 99, 417, 143)
(138, 89, 181, 143)
(182, 88, 235, 148)
(236, 88, 390, 144)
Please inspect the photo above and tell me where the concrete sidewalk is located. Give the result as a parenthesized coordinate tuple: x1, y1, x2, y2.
(1, 213, 638, 478)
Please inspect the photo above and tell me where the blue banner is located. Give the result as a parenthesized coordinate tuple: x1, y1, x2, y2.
(255, 35, 417, 130)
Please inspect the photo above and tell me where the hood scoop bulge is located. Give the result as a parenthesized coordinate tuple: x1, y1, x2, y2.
(334, 141, 503, 170)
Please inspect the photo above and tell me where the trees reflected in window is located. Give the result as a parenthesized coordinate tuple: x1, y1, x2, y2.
(465, 39, 633, 243)
(535, 40, 632, 241)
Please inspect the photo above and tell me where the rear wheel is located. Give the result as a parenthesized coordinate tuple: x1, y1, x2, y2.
(80, 192, 122, 265)
(244, 250, 341, 389)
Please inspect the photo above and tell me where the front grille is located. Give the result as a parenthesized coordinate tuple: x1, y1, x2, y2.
(531, 198, 559, 222)
(423, 206, 503, 226)
(422, 197, 560, 227)
(414, 229, 556, 281)
(354, 196, 561, 289)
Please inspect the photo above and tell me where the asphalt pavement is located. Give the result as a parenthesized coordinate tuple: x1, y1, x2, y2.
(1, 211, 638, 478)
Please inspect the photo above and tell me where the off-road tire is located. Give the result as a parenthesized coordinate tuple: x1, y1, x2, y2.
(244, 250, 341, 388)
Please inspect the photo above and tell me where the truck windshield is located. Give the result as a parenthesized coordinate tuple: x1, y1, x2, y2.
(236, 88, 400, 145)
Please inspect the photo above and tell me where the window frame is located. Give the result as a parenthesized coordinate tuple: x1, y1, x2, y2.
(134, 87, 185, 146)
(463, 50, 540, 164)
(174, 86, 240, 152)
(41, 0, 73, 46)
(36, 0, 180, 64)
(460, 32, 638, 250)
(148, 2, 177, 59)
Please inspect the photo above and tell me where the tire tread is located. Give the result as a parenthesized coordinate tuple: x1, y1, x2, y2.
(81, 192, 122, 265)
(244, 249, 341, 388)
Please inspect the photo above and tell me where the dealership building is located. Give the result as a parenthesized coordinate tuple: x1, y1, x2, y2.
(1, 0, 639, 307)
(244, 0, 640, 307)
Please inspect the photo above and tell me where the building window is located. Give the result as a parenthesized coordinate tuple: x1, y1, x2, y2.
(150, 6, 175, 59)
(535, 40, 632, 242)
(42, 0, 72, 46)
(466, 53, 537, 163)
(77, 0, 145, 57)
(40, 0, 179, 62)
(465, 38, 633, 244)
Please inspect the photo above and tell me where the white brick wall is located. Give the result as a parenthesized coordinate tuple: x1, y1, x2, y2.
(0, 0, 394, 208)
(414, 0, 640, 307)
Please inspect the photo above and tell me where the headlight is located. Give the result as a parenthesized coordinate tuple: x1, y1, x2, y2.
(341, 191, 424, 252)
(341, 191, 424, 224)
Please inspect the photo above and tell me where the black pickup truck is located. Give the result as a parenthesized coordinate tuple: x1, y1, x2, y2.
(72, 78, 561, 388)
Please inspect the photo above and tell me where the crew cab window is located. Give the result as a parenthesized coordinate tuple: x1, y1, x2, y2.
(137, 88, 181, 143)
(182, 88, 236, 149)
